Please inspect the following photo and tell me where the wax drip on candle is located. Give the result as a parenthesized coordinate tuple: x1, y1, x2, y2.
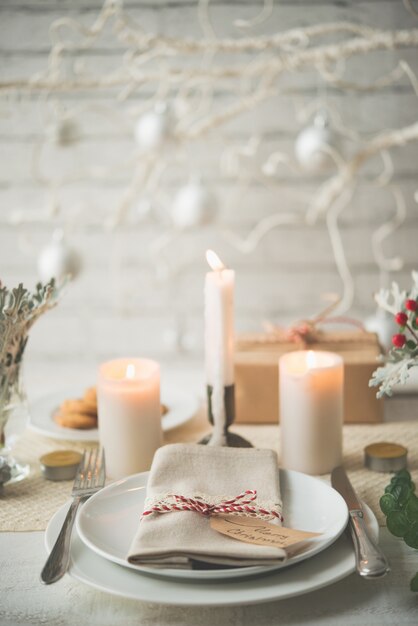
(126, 363, 136, 380)
(209, 346, 227, 447)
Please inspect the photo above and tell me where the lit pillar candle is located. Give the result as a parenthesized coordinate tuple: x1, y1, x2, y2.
(279, 350, 343, 475)
(205, 250, 235, 387)
(204, 250, 234, 442)
(98, 358, 162, 479)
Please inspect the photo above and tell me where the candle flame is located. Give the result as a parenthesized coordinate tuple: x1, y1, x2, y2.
(306, 351, 317, 370)
(126, 363, 136, 380)
(206, 249, 225, 271)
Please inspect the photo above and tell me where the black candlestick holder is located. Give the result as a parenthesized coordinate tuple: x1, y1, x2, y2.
(199, 384, 252, 447)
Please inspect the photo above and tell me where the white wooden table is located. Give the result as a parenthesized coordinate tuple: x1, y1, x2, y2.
(0, 528, 417, 626)
(0, 357, 417, 626)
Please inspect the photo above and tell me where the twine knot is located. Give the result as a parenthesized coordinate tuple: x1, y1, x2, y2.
(264, 296, 364, 348)
(142, 489, 283, 522)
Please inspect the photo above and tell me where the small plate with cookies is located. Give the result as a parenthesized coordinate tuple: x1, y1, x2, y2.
(28, 384, 200, 442)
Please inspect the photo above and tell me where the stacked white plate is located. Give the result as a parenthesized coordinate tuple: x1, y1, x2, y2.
(45, 469, 379, 606)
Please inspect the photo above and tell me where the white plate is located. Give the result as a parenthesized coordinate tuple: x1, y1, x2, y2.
(45, 500, 378, 606)
(28, 384, 199, 441)
(76, 469, 349, 581)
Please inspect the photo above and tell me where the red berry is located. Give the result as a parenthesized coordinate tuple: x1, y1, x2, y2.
(392, 333, 406, 348)
(395, 312, 408, 326)
(405, 299, 417, 312)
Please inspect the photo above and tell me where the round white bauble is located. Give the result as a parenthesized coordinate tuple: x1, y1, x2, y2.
(134, 105, 172, 151)
(37, 231, 82, 282)
(171, 179, 216, 230)
(47, 118, 79, 147)
(295, 114, 339, 172)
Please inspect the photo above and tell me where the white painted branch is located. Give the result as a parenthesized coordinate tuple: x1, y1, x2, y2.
(307, 121, 418, 225)
(1, 27, 418, 97)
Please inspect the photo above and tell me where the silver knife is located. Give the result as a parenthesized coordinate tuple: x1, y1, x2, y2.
(331, 466, 390, 578)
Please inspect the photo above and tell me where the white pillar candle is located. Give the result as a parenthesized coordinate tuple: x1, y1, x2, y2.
(204, 249, 235, 388)
(98, 358, 162, 479)
(204, 250, 235, 444)
(279, 350, 343, 475)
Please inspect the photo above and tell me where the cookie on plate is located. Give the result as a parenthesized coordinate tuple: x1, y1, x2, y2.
(54, 411, 98, 430)
(59, 398, 97, 417)
(83, 386, 97, 410)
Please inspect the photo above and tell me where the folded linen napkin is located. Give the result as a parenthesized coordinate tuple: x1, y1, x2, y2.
(127, 443, 285, 568)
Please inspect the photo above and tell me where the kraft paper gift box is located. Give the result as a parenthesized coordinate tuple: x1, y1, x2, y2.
(234, 330, 384, 424)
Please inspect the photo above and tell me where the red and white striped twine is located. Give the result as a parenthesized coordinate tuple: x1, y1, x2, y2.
(142, 489, 283, 521)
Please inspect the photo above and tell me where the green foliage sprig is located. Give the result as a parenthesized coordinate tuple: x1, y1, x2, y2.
(380, 469, 418, 591)
(0, 279, 63, 408)
(369, 271, 418, 398)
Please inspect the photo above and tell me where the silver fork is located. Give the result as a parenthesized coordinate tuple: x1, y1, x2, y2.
(41, 448, 106, 585)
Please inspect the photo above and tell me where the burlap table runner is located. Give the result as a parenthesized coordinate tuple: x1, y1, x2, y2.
(1, 408, 417, 531)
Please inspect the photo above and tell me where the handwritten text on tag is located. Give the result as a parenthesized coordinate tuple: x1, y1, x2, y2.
(210, 515, 321, 549)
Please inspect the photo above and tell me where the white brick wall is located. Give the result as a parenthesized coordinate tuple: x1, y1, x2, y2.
(0, 0, 417, 367)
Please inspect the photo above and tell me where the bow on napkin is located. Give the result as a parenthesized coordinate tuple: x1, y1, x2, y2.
(127, 443, 285, 569)
(142, 489, 283, 520)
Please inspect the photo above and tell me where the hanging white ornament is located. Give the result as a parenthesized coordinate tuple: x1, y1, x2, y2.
(134, 103, 172, 151)
(295, 112, 339, 172)
(37, 229, 82, 282)
(171, 178, 216, 230)
(47, 118, 79, 147)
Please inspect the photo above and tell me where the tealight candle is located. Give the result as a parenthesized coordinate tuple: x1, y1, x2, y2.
(98, 358, 162, 479)
(279, 350, 344, 475)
